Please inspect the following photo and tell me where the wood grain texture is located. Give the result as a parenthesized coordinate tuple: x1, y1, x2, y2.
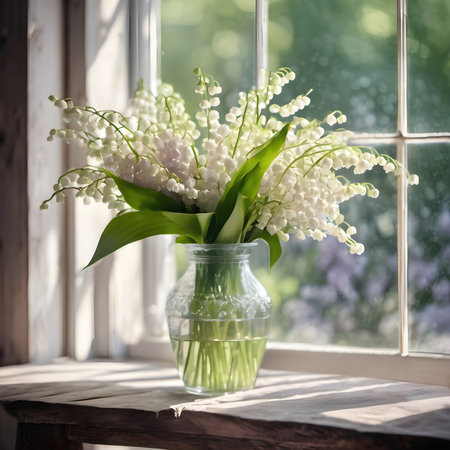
(4, 401, 449, 450)
(0, 0, 29, 366)
(1, 361, 449, 448)
(65, 425, 450, 450)
(66, 425, 288, 450)
(15, 423, 82, 450)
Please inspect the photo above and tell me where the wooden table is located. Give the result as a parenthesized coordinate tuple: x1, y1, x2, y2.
(1, 359, 449, 449)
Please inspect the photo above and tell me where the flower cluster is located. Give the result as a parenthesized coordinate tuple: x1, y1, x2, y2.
(42, 67, 418, 265)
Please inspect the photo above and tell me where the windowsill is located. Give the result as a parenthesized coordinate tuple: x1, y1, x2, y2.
(128, 337, 450, 387)
(1, 359, 449, 448)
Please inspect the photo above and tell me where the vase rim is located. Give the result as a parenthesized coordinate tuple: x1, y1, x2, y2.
(182, 242, 257, 259)
(181, 243, 257, 248)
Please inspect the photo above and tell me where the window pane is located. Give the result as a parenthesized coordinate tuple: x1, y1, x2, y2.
(408, 0, 450, 133)
(269, 0, 397, 133)
(408, 144, 450, 353)
(161, 0, 254, 117)
(253, 145, 398, 348)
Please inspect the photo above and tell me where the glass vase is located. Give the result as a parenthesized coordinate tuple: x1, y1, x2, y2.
(166, 243, 272, 396)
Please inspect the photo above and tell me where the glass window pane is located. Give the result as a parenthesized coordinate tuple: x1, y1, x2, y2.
(269, 0, 397, 134)
(408, 143, 450, 353)
(253, 145, 398, 348)
(408, 0, 450, 133)
(161, 0, 254, 117)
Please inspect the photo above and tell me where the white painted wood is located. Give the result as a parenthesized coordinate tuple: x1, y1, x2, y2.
(129, 0, 161, 93)
(66, 0, 168, 362)
(128, 336, 173, 362)
(255, 0, 268, 88)
(141, 237, 174, 339)
(262, 342, 450, 387)
(28, 0, 65, 363)
(127, 0, 175, 350)
(397, 0, 408, 135)
(129, 337, 450, 386)
(87, 0, 131, 359)
(397, 141, 409, 356)
(396, 0, 409, 357)
(86, 0, 129, 111)
(110, 242, 145, 353)
(80, 0, 133, 359)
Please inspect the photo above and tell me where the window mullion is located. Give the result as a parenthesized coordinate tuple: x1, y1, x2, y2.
(255, 0, 268, 88)
(397, 0, 408, 136)
(397, 141, 408, 356)
(129, 0, 161, 93)
(128, 0, 173, 343)
(397, 0, 408, 356)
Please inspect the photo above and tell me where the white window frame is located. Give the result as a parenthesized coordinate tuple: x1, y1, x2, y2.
(261, 0, 450, 386)
(28, 0, 448, 385)
(127, 0, 450, 386)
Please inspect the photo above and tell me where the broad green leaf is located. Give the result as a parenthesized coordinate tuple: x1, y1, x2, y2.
(247, 228, 282, 269)
(196, 211, 215, 236)
(176, 235, 196, 244)
(162, 211, 214, 243)
(85, 210, 213, 268)
(208, 123, 291, 241)
(216, 193, 248, 243)
(103, 169, 183, 212)
(191, 212, 215, 240)
(226, 123, 291, 194)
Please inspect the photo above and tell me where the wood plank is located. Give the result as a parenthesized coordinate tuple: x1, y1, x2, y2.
(66, 425, 288, 450)
(0, 0, 29, 366)
(1, 361, 449, 438)
(15, 423, 82, 450)
(65, 423, 450, 450)
(3, 401, 449, 449)
(1, 360, 450, 448)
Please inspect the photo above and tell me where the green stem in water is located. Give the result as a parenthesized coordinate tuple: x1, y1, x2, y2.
(171, 254, 269, 394)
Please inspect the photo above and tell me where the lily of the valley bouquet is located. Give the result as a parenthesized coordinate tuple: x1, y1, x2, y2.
(42, 68, 418, 267)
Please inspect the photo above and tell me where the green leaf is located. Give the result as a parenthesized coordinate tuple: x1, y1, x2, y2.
(85, 210, 213, 268)
(208, 123, 291, 241)
(216, 193, 248, 243)
(103, 169, 183, 212)
(215, 164, 263, 243)
(176, 235, 196, 244)
(196, 212, 215, 237)
(192, 212, 215, 240)
(248, 228, 282, 269)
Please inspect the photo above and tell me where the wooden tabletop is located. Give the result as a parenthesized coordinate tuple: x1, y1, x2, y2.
(1, 359, 449, 449)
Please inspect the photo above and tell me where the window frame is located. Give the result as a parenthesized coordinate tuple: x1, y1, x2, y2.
(261, 0, 450, 383)
(16, 0, 449, 385)
(128, 0, 450, 386)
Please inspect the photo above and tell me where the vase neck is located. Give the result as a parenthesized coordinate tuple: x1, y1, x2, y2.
(185, 244, 255, 264)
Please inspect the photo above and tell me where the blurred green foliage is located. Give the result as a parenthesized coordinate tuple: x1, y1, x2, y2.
(162, 0, 254, 117)
(408, 1, 450, 132)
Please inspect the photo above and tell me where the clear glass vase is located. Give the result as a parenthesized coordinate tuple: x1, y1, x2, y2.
(166, 243, 272, 396)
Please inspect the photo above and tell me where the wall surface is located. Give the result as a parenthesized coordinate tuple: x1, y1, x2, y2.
(28, 0, 65, 364)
